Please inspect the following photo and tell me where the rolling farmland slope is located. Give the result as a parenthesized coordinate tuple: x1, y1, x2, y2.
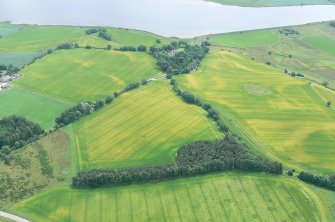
(0, 87, 69, 130)
(72, 81, 221, 169)
(14, 173, 327, 222)
(176, 50, 335, 173)
(15, 49, 159, 102)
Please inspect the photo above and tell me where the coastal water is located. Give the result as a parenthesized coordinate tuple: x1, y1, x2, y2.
(1, 0, 335, 37)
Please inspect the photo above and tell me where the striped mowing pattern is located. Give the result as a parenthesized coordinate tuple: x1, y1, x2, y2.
(14, 173, 326, 222)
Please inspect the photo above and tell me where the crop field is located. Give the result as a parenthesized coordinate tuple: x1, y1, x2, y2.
(207, 0, 334, 7)
(176, 50, 335, 173)
(14, 173, 326, 222)
(0, 87, 70, 130)
(0, 25, 21, 37)
(15, 49, 159, 102)
(72, 81, 221, 169)
(303, 36, 335, 57)
(0, 26, 83, 52)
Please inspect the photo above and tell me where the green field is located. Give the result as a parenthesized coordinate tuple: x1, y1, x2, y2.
(312, 84, 335, 109)
(72, 81, 221, 169)
(0, 51, 42, 67)
(0, 26, 83, 52)
(211, 30, 280, 47)
(0, 87, 70, 130)
(0, 25, 21, 37)
(16, 49, 159, 102)
(14, 173, 327, 222)
(80, 28, 170, 48)
(208, 22, 335, 89)
(176, 50, 335, 173)
(207, 0, 335, 7)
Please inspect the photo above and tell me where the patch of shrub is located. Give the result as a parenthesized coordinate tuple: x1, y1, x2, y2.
(298, 172, 335, 191)
(55, 103, 93, 128)
(56, 42, 73, 50)
(120, 46, 137, 52)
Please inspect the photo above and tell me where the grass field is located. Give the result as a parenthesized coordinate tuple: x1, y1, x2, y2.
(0, 25, 21, 37)
(312, 84, 335, 109)
(176, 50, 335, 173)
(208, 22, 335, 89)
(72, 81, 221, 169)
(14, 173, 327, 222)
(16, 49, 159, 102)
(207, 0, 335, 7)
(0, 87, 70, 130)
(0, 130, 71, 206)
(0, 51, 42, 67)
(211, 30, 280, 47)
(0, 26, 83, 52)
(80, 28, 170, 49)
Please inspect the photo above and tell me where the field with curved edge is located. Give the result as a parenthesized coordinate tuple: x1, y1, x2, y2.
(0, 87, 70, 130)
(72, 81, 222, 169)
(176, 50, 335, 173)
(0, 26, 83, 52)
(15, 49, 159, 102)
(14, 173, 327, 222)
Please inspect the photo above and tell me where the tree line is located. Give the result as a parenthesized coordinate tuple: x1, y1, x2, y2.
(298, 172, 335, 191)
(150, 41, 210, 75)
(86, 28, 112, 41)
(54, 81, 144, 129)
(0, 116, 44, 164)
(72, 135, 282, 188)
(170, 79, 229, 134)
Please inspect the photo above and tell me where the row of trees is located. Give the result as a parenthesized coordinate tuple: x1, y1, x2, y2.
(54, 81, 144, 129)
(298, 172, 335, 191)
(72, 136, 282, 188)
(151, 41, 210, 75)
(170, 79, 229, 134)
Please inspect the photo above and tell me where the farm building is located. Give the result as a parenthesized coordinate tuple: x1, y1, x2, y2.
(0, 75, 12, 82)
(0, 83, 10, 89)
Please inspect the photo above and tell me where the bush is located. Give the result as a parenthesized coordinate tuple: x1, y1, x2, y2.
(137, 45, 147, 52)
(120, 46, 137, 52)
(105, 95, 114, 104)
(106, 45, 112, 50)
(98, 30, 112, 41)
(55, 103, 93, 127)
(265, 61, 271, 65)
(94, 100, 105, 111)
(124, 83, 140, 92)
(298, 172, 335, 191)
(56, 43, 73, 50)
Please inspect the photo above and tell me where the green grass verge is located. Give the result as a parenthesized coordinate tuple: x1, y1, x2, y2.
(0, 87, 70, 130)
(72, 81, 221, 169)
(0, 26, 83, 52)
(16, 49, 159, 102)
(176, 50, 335, 173)
(13, 173, 327, 222)
(0, 51, 41, 67)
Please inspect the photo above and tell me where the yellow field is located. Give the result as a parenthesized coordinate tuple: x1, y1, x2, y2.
(72, 81, 222, 169)
(177, 50, 335, 173)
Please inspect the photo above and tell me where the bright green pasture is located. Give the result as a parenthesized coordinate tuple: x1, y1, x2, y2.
(304, 36, 335, 57)
(0, 87, 69, 130)
(312, 84, 335, 109)
(16, 49, 159, 102)
(14, 173, 327, 222)
(210, 30, 280, 48)
(72, 81, 221, 169)
(176, 51, 335, 173)
(207, 0, 334, 7)
(0, 26, 83, 52)
(0, 51, 41, 67)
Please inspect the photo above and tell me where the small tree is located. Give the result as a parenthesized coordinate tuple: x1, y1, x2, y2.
(322, 81, 329, 87)
(137, 45, 147, 52)
(326, 101, 332, 107)
(106, 45, 112, 50)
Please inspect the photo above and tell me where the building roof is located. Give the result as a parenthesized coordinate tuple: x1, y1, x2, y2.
(0, 75, 11, 82)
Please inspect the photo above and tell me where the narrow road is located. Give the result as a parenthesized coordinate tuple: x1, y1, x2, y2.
(0, 211, 30, 222)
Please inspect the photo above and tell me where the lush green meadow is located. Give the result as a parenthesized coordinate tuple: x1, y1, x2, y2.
(207, 0, 335, 7)
(0, 51, 42, 67)
(16, 49, 159, 102)
(72, 81, 221, 169)
(208, 22, 335, 88)
(14, 173, 327, 222)
(80, 27, 170, 49)
(0, 87, 69, 130)
(0, 26, 83, 52)
(312, 84, 335, 109)
(176, 50, 335, 173)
